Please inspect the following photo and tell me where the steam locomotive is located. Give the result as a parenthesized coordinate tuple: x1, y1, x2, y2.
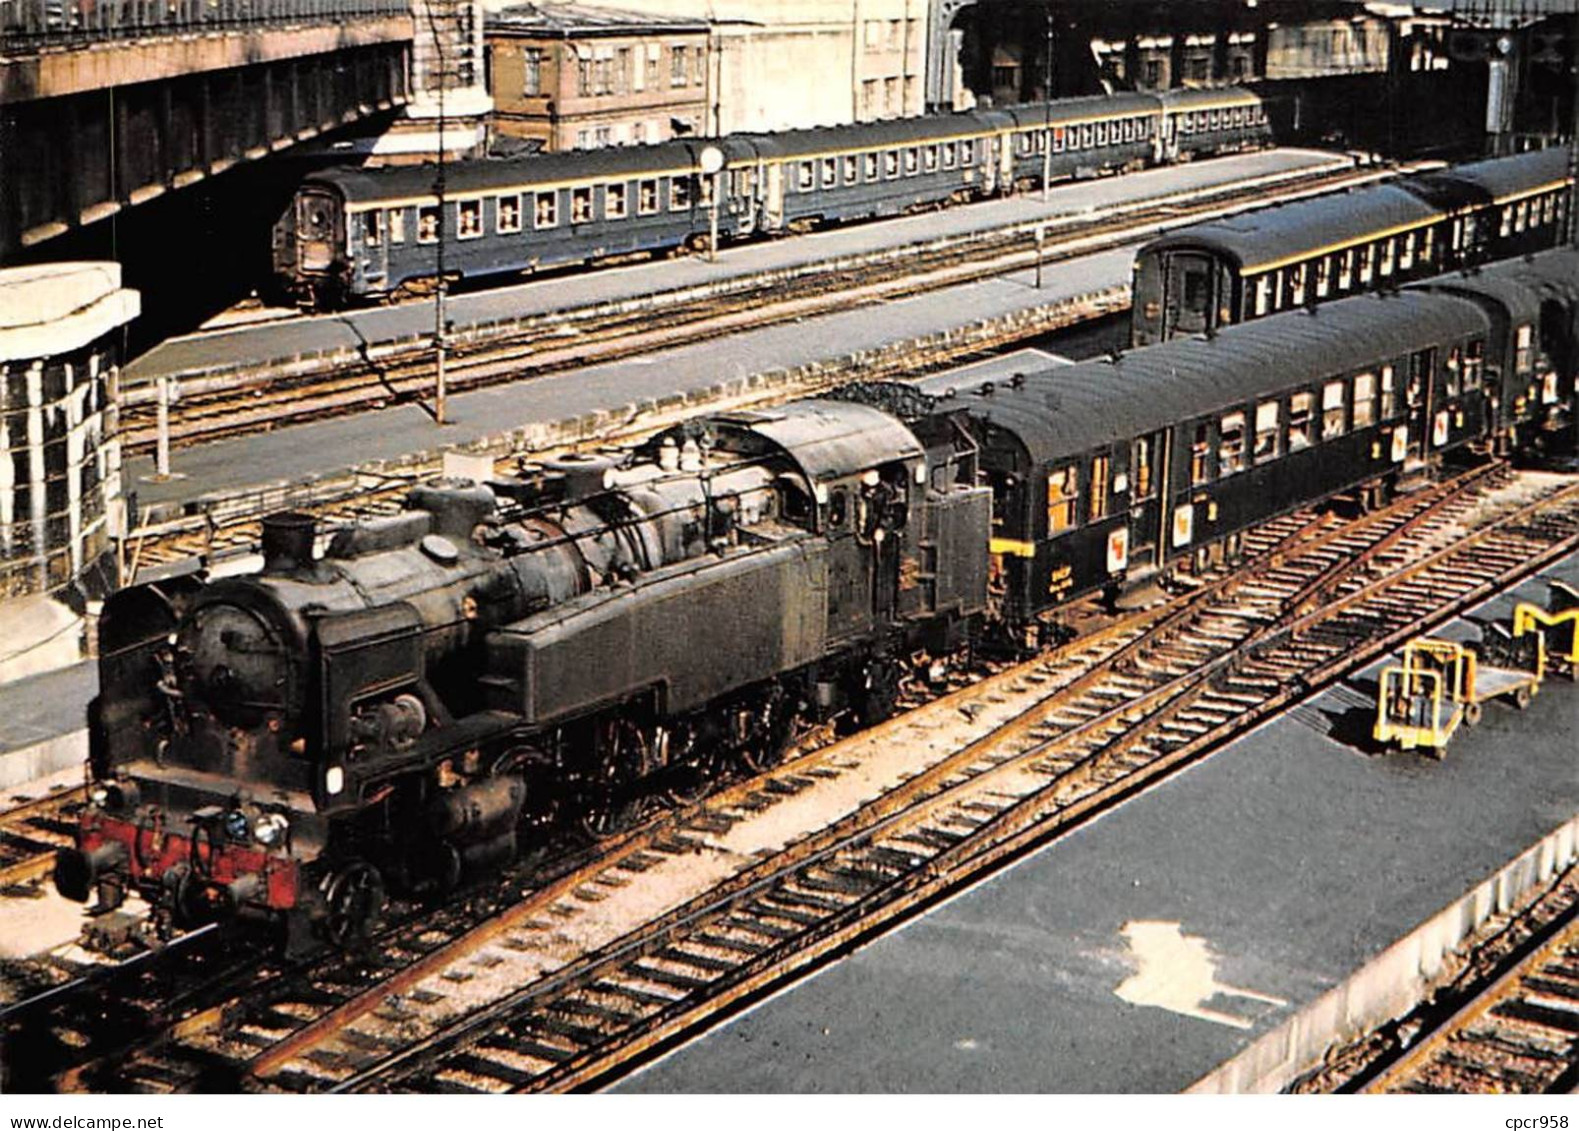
(57, 248, 1579, 949)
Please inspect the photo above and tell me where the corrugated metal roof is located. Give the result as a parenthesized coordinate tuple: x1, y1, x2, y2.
(487, 1, 708, 35)
(956, 291, 1491, 466)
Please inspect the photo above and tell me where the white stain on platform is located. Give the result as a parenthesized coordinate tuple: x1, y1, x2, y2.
(1114, 920, 1287, 1029)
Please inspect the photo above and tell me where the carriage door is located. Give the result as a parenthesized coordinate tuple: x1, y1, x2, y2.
(295, 189, 339, 273)
(1404, 347, 1437, 465)
(1126, 431, 1166, 573)
(1163, 252, 1216, 339)
(763, 162, 786, 231)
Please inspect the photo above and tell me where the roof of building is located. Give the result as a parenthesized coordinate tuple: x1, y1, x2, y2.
(487, 1, 709, 36)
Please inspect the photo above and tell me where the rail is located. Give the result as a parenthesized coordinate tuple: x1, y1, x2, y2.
(0, 0, 410, 53)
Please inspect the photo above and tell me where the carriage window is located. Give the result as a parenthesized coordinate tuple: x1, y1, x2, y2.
(1358, 244, 1374, 285)
(1291, 263, 1308, 305)
(457, 199, 483, 239)
(1516, 201, 1530, 233)
(1132, 437, 1154, 498)
(797, 161, 815, 191)
(1047, 466, 1078, 534)
(844, 155, 859, 183)
(497, 194, 523, 233)
(1400, 231, 1415, 270)
(1181, 112, 1194, 135)
(571, 187, 593, 224)
(1500, 206, 1513, 238)
(1096, 121, 1109, 146)
(1254, 401, 1281, 462)
(534, 191, 557, 229)
(1379, 238, 1396, 277)
(961, 140, 974, 163)
(1515, 325, 1535, 373)
(1353, 373, 1377, 428)
(1218, 412, 1246, 476)
(1322, 380, 1347, 439)
(1444, 347, 1462, 398)
(1338, 248, 1355, 290)
(1254, 274, 1273, 317)
(1288, 392, 1314, 451)
(1210, 109, 1222, 130)
(904, 147, 919, 175)
(1464, 339, 1485, 387)
(1080, 124, 1094, 148)
(941, 142, 956, 168)
(639, 179, 659, 215)
(606, 183, 627, 219)
(388, 209, 406, 244)
(1088, 455, 1110, 521)
(1271, 269, 1286, 312)
(923, 145, 938, 172)
(1381, 366, 1398, 419)
(1052, 126, 1065, 153)
(417, 205, 439, 243)
(821, 158, 838, 188)
(828, 489, 848, 530)
(1190, 423, 1212, 485)
(1420, 228, 1435, 264)
(671, 178, 692, 211)
(364, 211, 383, 247)
(864, 152, 879, 180)
(884, 150, 899, 177)
(1315, 257, 1332, 298)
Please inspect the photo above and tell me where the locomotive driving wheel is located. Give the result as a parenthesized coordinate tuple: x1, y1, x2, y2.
(735, 686, 798, 774)
(321, 862, 385, 949)
(575, 717, 653, 842)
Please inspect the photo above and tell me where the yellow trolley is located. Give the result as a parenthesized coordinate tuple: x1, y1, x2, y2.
(1374, 631, 1546, 755)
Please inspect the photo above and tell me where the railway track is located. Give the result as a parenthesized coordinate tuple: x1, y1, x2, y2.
(20, 462, 1572, 1095)
(118, 158, 1393, 455)
(1357, 873, 1579, 1094)
(0, 786, 86, 890)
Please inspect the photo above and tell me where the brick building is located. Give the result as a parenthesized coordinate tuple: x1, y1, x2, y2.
(486, 2, 711, 151)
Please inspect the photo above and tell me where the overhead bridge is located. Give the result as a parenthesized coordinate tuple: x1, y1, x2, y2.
(0, 0, 412, 256)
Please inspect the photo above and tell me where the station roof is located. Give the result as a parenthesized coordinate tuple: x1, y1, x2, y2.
(953, 291, 1490, 466)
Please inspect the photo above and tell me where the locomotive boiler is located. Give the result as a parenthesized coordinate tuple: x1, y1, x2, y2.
(56, 401, 990, 947)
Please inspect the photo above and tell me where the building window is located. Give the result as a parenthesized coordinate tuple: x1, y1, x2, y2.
(861, 79, 878, 117)
(1515, 325, 1535, 373)
(1289, 392, 1314, 450)
(388, 209, 406, 244)
(572, 186, 593, 224)
(1088, 455, 1110, 522)
(671, 177, 691, 211)
(616, 47, 631, 95)
(1353, 372, 1376, 428)
(639, 179, 658, 215)
(497, 194, 522, 234)
(671, 46, 687, 87)
(1254, 400, 1281, 462)
(534, 190, 557, 228)
(694, 45, 705, 86)
(577, 57, 592, 97)
(1218, 411, 1246, 476)
(523, 48, 542, 96)
(606, 182, 628, 220)
(418, 205, 439, 243)
(1047, 466, 1078, 534)
(363, 211, 382, 247)
(1322, 380, 1346, 439)
(1190, 422, 1212, 485)
(457, 199, 482, 239)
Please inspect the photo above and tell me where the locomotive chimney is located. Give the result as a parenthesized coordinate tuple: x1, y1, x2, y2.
(261, 512, 317, 574)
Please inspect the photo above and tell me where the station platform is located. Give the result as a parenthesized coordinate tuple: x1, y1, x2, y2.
(126, 245, 1139, 509)
(616, 555, 1579, 1093)
(0, 660, 93, 787)
(127, 149, 1347, 389)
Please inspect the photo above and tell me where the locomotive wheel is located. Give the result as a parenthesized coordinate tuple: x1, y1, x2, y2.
(575, 793, 646, 841)
(662, 747, 720, 807)
(321, 863, 385, 949)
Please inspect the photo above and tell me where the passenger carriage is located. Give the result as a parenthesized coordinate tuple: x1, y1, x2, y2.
(1000, 93, 1164, 188)
(951, 292, 1495, 633)
(1131, 148, 1575, 347)
(1157, 87, 1272, 161)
